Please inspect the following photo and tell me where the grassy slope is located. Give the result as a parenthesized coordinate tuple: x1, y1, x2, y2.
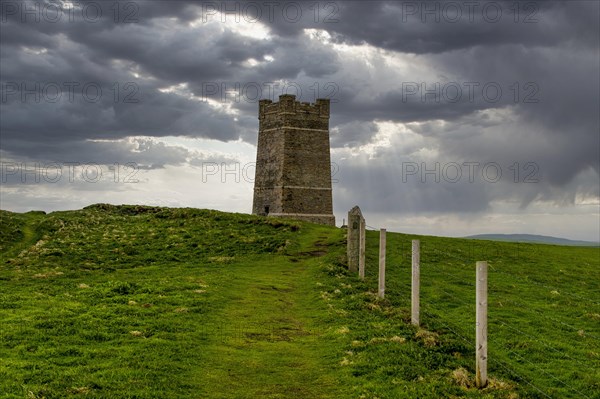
(0, 205, 598, 399)
(354, 230, 600, 399)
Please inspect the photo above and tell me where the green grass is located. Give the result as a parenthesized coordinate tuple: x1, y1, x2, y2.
(0, 205, 598, 398)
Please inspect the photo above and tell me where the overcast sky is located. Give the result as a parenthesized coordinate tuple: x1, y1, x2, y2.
(1, 0, 599, 241)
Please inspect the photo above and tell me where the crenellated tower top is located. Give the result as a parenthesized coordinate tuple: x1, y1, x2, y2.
(259, 95, 330, 120)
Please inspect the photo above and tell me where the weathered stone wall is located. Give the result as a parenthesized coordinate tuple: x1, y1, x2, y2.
(252, 94, 335, 225)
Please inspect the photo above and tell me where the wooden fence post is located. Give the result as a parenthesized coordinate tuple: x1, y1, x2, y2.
(378, 229, 386, 298)
(411, 240, 420, 326)
(476, 261, 488, 388)
(358, 218, 366, 279)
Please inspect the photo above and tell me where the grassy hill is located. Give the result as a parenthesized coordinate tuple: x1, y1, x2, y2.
(1, 205, 598, 398)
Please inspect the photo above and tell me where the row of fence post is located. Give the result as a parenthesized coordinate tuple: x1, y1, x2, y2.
(346, 212, 488, 388)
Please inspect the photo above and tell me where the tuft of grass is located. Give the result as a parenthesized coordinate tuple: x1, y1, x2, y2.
(451, 367, 472, 388)
(415, 328, 439, 347)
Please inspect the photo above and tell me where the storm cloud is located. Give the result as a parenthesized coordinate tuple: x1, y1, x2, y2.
(1, 0, 598, 240)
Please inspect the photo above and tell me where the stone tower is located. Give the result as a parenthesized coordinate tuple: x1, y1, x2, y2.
(252, 94, 335, 225)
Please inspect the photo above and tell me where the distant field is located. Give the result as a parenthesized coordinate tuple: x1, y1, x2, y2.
(465, 234, 600, 247)
(1, 205, 598, 398)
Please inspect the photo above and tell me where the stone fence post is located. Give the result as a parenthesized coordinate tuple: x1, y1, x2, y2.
(347, 206, 365, 276)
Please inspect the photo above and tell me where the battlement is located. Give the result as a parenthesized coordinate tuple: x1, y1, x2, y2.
(259, 95, 330, 120)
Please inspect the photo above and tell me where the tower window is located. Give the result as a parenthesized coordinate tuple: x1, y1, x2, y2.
(264, 206, 270, 215)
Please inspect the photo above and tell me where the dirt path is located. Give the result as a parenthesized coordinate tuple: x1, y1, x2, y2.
(2, 213, 43, 260)
(197, 235, 346, 398)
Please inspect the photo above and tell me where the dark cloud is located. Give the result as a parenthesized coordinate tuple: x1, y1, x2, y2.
(330, 120, 379, 148)
(325, 1, 598, 53)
